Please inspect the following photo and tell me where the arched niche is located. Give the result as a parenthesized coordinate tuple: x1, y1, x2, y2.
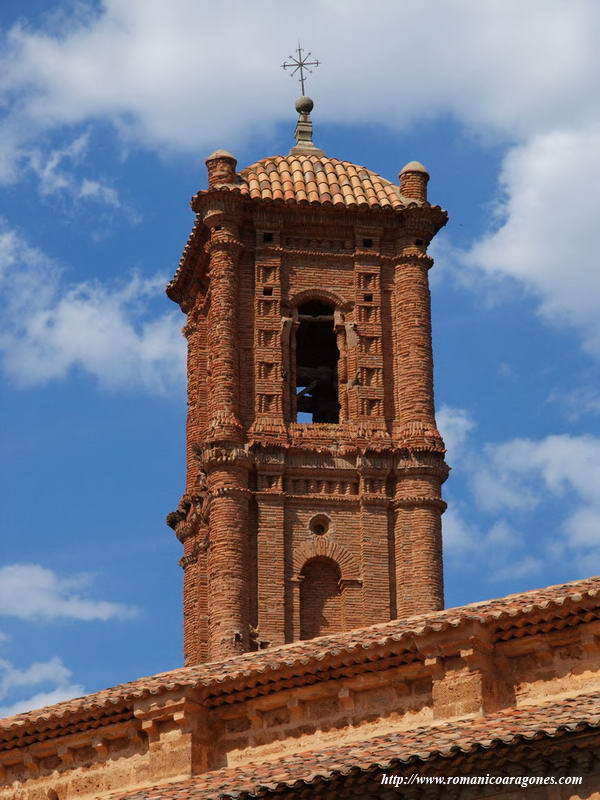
(299, 556, 342, 640)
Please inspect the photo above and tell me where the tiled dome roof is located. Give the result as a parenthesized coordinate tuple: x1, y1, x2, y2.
(227, 155, 409, 210)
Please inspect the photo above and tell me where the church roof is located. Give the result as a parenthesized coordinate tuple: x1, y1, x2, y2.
(2, 574, 599, 746)
(105, 691, 600, 798)
(223, 155, 411, 210)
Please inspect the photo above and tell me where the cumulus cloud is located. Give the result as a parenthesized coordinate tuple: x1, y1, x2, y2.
(464, 125, 600, 356)
(443, 504, 541, 582)
(550, 383, 600, 422)
(437, 405, 475, 461)
(0, 655, 83, 717)
(1, 1, 600, 355)
(440, 407, 600, 576)
(0, 564, 137, 621)
(1, 0, 598, 154)
(0, 222, 185, 392)
(471, 433, 600, 571)
(26, 130, 120, 206)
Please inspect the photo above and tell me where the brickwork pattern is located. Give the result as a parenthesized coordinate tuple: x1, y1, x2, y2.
(167, 153, 449, 664)
(104, 692, 600, 800)
(299, 558, 342, 640)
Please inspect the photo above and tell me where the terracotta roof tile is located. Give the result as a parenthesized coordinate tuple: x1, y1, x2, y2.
(2, 576, 599, 739)
(217, 155, 411, 210)
(106, 691, 600, 799)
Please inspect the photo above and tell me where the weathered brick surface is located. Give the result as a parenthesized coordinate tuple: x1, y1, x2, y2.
(167, 154, 449, 664)
(4, 577, 600, 799)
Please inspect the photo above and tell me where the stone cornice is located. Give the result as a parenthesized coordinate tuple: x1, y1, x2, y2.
(2, 578, 599, 756)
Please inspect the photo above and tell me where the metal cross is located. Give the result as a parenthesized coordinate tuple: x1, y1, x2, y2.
(281, 43, 320, 95)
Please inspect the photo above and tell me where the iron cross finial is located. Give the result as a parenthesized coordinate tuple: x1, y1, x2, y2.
(281, 42, 320, 96)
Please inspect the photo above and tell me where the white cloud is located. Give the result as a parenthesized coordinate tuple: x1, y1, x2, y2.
(1, 2, 600, 355)
(492, 556, 545, 583)
(470, 433, 600, 572)
(26, 131, 121, 207)
(437, 405, 475, 461)
(0, 564, 137, 621)
(440, 407, 600, 576)
(0, 656, 83, 717)
(1, 0, 598, 155)
(464, 125, 600, 356)
(550, 384, 600, 421)
(78, 177, 119, 206)
(0, 222, 185, 392)
(442, 506, 478, 555)
(443, 504, 538, 580)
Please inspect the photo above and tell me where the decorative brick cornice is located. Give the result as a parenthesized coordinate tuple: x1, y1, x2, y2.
(395, 461, 449, 481)
(204, 237, 244, 257)
(284, 494, 361, 506)
(392, 253, 434, 269)
(191, 191, 243, 216)
(393, 496, 447, 512)
(360, 495, 391, 507)
(210, 486, 253, 501)
(195, 445, 253, 469)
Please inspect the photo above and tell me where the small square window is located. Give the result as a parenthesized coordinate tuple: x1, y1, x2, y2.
(362, 238, 373, 248)
(363, 293, 373, 302)
(214, 225, 223, 231)
(262, 232, 274, 243)
(262, 287, 273, 296)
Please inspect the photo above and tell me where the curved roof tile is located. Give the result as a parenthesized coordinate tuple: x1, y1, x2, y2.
(215, 155, 410, 210)
(1, 575, 599, 741)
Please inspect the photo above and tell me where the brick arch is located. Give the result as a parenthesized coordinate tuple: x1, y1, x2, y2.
(293, 538, 360, 581)
(289, 288, 352, 312)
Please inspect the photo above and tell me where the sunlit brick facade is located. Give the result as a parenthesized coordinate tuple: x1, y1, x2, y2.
(165, 116, 450, 665)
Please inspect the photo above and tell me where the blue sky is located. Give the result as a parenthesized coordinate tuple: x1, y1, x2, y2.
(1, 0, 600, 715)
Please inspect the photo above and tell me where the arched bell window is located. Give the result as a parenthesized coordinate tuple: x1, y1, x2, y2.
(294, 300, 340, 423)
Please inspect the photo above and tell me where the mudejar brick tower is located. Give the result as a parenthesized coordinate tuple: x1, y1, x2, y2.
(167, 96, 449, 665)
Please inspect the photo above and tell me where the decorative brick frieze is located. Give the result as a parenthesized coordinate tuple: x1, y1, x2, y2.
(4, 580, 600, 798)
(194, 445, 252, 469)
(393, 496, 448, 512)
(167, 150, 450, 662)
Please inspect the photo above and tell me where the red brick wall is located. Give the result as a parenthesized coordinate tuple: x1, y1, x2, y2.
(173, 177, 449, 663)
(300, 558, 342, 640)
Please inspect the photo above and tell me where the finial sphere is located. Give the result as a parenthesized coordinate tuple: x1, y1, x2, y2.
(295, 95, 314, 114)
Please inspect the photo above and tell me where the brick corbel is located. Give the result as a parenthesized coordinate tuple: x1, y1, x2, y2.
(134, 696, 209, 777)
(195, 444, 253, 470)
(578, 618, 600, 658)
(417, 628, 512, 718)
(338, 686, 355, 712)
(392, 496, 447, 513)
(286, 696, 304, 724)
(22, 750, 40, 776)
(92, 736, 110, 758)
(57, 745, 74, 767)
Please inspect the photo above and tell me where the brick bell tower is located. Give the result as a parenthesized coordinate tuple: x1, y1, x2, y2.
(166, 95, 449, 666)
